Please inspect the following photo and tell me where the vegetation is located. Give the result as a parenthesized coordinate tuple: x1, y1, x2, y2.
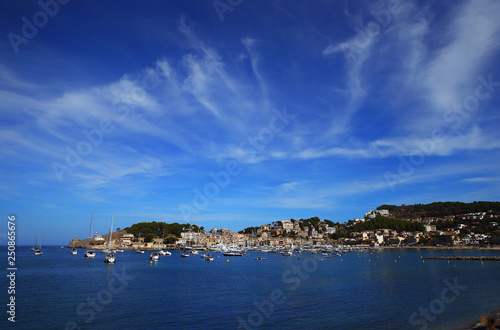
(239, 226, 260, 235)
(124, 221, 204, 239)
(377, 201, 500, 218)
(352, 215, 425, 232)
(298, 217, 322, 231)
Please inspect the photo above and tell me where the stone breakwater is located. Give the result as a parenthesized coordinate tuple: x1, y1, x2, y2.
(422, 256, 500, 261)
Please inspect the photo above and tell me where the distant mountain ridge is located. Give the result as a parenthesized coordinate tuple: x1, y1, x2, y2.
(377, 201, 500, 219)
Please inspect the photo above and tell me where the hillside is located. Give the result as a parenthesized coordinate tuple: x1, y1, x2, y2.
(377, 201, 500, 219)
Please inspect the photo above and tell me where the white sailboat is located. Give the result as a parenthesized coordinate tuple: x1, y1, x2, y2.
(158, 230, 171, 256)
(31, 235, 37, 251)
(149, 251, 160, 261)
(136, 232, 145, 253)
(180, 246, 190, 257)
(34, 233, 43, 255)
(71, 234, 78, 255)
(84, 212, 96, 258)
(104, 214, 116, 264)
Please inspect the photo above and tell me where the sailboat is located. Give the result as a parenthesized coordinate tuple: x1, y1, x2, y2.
(31, 235, 38, 251)
(149, 251, 160, 261)
(104, 214, 116, 264)
(158, 230, 171, 256)
(70, 234, 78, 255)
(84, 212, 96, 258)
(180, 246, 190, 257)
(136, 232, 145, 253)
(34, 233, 43, 255)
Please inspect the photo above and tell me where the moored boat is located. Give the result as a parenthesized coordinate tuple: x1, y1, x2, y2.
(85, 212, 96, 258)
(150, 252, 160, 261)
(104, 215, 116, 264)
(223, 251, 243, 257)
(159, 249, 171, 256)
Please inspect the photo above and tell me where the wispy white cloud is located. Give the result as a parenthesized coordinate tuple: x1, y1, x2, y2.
(422, 0, 500, 112)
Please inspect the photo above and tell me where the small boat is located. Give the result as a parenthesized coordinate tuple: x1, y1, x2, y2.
(204, 254, 214, 261)
(190, 249, 199, 255)
(115, 249, 124, 253)
(85, 250, 96, 258)
(253, 257, 267, 260)
(104, 252, 116, 263)
(136, 249, 145, 254)
(159, 249, 171, 256)
(85, 212, 96, 258)
(181, 247, 190, 257)
(157, 231, 170, 256)
(33, 233, 43, 255)
(104, 215, 116, 264)
(150, 252, 160, 261)
(70, 236, 78, 255)
(223, 251, 243, 257)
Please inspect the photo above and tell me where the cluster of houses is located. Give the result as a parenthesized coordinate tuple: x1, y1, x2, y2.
(82, 210, 500, 249)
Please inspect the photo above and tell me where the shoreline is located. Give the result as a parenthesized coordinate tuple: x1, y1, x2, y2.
(383, 246, 500, 250)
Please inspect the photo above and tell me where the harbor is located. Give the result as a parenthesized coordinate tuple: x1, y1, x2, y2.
(9, 246, 500, 329)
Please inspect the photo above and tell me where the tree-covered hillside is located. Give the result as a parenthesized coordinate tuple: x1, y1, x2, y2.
(377, 201, 500, 218)
(124, 222, 203, 239)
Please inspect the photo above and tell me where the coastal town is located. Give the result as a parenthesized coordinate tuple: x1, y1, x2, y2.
(69, 203, 500, 250)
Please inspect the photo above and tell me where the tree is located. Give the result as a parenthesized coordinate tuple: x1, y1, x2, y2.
(164, 237, 178, 244)
(144, 233, 155, 243)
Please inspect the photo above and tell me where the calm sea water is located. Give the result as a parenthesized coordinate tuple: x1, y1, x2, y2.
(1, 246, 499, 329)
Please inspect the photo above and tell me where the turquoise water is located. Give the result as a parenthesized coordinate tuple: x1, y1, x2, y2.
(1, 247, 499, 329)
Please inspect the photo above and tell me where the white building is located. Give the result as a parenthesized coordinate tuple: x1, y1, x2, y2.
(281, 220, 294, 231)
(424, 225, 437, 232)
(121, 233, 134, 245)
(181, 231, 200, 243)
(93, 231, 105, 242)
(365, 209, 389, 218)
(378, 209, 389, 216)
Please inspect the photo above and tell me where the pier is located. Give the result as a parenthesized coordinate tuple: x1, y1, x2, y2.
(422, 256, 500, 261)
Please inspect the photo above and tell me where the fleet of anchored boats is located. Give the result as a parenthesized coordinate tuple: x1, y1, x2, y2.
(62, 244, 369, 262)
(51, 213, 372, 263)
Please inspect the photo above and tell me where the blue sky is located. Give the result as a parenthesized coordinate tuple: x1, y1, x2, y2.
(1, 0, 500, 245)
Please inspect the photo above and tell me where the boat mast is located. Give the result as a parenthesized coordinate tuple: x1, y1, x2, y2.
(108, 214, 114, 250)
(89, 211, 94, 239)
